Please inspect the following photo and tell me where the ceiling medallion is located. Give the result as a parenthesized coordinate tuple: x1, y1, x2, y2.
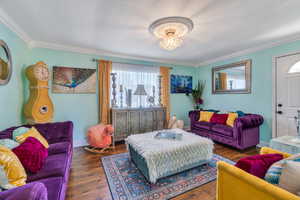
(149, 16, 193, 51)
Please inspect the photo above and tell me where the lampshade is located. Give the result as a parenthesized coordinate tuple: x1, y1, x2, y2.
(134, 84, 147, 96)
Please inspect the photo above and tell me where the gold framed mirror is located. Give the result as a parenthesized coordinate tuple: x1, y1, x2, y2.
(0, 40, 12, 85)
(212, 59, 251, 94)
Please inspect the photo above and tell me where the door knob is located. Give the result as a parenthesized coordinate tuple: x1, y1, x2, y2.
(278, 104, 283, 107)
(277, 111, 283, 114)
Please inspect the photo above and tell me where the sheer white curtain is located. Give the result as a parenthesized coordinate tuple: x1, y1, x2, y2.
(111, 63, 159, 107)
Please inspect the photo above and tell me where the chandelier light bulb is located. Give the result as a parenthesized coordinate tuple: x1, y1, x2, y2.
(149, 16, 193, 51)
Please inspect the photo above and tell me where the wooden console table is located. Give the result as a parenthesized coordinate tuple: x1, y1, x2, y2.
(111, 107, 166, 142)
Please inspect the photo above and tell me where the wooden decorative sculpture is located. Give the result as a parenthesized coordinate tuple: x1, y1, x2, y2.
(24, 61, 54, 124)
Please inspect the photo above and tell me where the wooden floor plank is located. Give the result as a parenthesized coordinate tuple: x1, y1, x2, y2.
(66, 143, 258, 200)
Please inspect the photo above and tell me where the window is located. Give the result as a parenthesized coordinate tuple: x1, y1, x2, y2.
(288, 61, 300, 73)
(111, 62, 159, 107)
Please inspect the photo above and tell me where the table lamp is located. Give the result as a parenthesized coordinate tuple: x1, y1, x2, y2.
(134, 84, 147, 107)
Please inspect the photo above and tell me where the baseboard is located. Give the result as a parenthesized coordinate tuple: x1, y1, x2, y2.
(256, 141, 269, 148)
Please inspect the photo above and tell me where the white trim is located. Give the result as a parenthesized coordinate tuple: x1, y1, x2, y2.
(272, 50, 300, 139)
(29, 40, 196, 67)
(0, 7, 32, 44)
(197, 35, 300, 67)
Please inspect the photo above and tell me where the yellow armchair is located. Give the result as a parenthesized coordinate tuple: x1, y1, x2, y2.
(217, 147, 300, 200)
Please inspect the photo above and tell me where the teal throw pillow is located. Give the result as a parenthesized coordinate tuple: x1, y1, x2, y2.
(12, 127, 30, 141)
(0, 139, 19, 149)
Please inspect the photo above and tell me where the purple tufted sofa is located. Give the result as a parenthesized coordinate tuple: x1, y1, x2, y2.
(189, 111, 264, 150)
(0, 121, 73, 200)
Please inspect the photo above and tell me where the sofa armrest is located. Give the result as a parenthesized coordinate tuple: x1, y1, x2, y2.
(235, 114, 264, 129)
(189, 110, 200, 122)
(217, 161, 300, 200)
(0, 182, 47, 200)
(33, 121, 73, 146)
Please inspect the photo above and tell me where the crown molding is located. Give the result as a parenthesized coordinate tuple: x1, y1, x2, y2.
(197, 34, 300, 67)
(29, 40, 196, 67)
(0, 7, 32, 44)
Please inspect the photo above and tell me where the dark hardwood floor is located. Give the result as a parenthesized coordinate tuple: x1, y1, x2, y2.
(66, 143, 258, 200)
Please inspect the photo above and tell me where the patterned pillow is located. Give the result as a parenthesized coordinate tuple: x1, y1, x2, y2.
(265, 153, 300, 185)
(0, 139, 19, 149)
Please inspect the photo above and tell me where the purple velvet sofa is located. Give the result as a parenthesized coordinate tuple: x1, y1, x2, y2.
(0, 121, 73, 200)
(189, 111, 264, 150)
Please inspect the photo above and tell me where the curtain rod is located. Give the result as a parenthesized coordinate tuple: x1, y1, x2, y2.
(92, 58, 173, 69)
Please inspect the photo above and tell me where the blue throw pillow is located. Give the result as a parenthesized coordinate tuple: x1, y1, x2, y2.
(0, 139, 19, 149)
(236, 110, 245, 117)
(12, 127, 29, 141)
(265, 154, 300, 185)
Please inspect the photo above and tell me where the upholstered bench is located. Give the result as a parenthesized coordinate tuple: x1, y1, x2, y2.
(126, 129, 213, 183)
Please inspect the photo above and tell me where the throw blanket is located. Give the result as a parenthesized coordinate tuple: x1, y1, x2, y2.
(126, 129, 214, 183)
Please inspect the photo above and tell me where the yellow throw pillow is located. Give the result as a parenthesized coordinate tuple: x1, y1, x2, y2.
(0, 145, 27, 186)
(16, 127, 49, 148)
(226, 112, 238, 127)
(199, 111, 214, 122)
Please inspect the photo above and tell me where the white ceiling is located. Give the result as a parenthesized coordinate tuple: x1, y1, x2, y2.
(1, 0, 300, 66)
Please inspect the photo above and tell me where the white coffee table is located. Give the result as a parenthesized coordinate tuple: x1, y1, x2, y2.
(270, 136, 300, 154)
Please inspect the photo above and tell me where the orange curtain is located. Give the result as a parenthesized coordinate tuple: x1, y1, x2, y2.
(98, 60, 112, 124)
(219, 72, 227, 90)
(160, 67, 170, 123)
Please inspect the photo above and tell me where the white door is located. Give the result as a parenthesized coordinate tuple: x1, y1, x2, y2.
(276, 53, 300, 137)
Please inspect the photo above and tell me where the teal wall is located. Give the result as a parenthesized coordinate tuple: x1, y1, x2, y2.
(29, 48, 196, 146)
(0, 23, 29, 130)
(198, 40, 300, 143)
(0, 22, 196, 146)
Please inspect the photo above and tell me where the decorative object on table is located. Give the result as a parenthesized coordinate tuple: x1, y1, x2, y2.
(134, 84, 147, 107)
(84, 124, 115, 153)
(154, 131, 182, 140)
(171, 74, 193, 93)
(212, 59, 251, 94)
(52, 66, 96, 93)
(119, 84, 123, 107)
(186, 80, 205, 110)
(110, 72, 117, 107)
(168, 115, 184, 129)
(125, 88, 132, 107)
(149, 16, 194, 51)
(189, 110, 264, 150)
(112, 107, 166, 142)
(0, 40, 12, 85)
(158, 75, 162, 106)
(127, 129, 213, 183)
(102, 153, 233, 200)
(24, 61, 54, 124)
(270, 136, 300, 154)
(147, 96, 155, 107)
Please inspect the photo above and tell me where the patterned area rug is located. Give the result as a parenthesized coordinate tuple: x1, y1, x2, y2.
(101, 153, 234, 200)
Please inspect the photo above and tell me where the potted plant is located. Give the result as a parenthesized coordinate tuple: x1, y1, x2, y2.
(186, 80, 205, 110)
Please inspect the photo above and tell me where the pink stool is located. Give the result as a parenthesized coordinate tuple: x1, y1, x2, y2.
(84, 124, 115, 153)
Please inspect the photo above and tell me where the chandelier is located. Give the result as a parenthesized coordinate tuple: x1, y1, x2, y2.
(149, 16, 193, 51)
